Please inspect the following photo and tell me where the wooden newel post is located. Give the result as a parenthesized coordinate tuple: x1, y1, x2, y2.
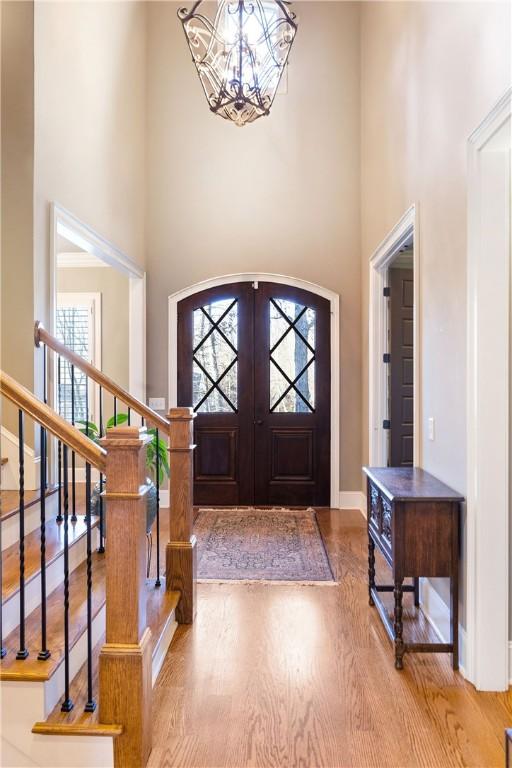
(166, 407, 197, 624)
(99, 425, 152, 767)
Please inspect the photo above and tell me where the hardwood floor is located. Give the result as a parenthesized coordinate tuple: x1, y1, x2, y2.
(149, 508, 512, 768)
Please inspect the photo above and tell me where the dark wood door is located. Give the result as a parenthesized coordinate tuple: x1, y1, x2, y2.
(389, 268, 414, 466)
(177, 281, 331, 506)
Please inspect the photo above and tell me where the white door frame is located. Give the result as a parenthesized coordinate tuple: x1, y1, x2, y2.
(368, 205, 420, 467)
(168, 272, 340, 508)
(466, 88, 511, 691)
(49, 202, 146, 403)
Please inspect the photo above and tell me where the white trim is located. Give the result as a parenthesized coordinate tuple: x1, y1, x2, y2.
(168, 273, 340, 508)
(509, 642, 512, 684)
(466, 88, 511, 691)
(339, 491, 366, 516)
(159, 489, 169, 508)
(57, 252, 109, 269)
(0, 426, 40, 491)
(49, 203, 147, 480)
(368, 205, 420, 468)
(420, 578, 467, 677)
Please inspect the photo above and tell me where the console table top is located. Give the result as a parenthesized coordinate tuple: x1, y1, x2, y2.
(363, 466, 464, 503)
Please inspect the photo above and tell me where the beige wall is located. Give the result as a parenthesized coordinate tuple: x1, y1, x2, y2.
(146, 1, 362, 492)
(1, 1, 35, 437)
(33, 1, 147, 398)
(360, 1, 511, 613)
(57, 265, 130, 391)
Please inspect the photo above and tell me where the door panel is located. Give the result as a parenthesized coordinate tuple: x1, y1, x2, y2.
(253, 283, 330, 506)
(177, 281, 331, 506)
(177, 282, 253, 505)
(390, 268, 414, 467)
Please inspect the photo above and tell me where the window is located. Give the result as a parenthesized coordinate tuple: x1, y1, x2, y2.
(56, 293, 101, 423)
(192, 298, 238, 413)
(269, 298, 316, 413)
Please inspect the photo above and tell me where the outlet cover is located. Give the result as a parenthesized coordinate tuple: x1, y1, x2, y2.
(428, 417, 435, 441)
(149, 397, 166, 411)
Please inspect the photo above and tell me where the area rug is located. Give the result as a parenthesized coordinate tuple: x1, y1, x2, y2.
(194, 508, 335, 583)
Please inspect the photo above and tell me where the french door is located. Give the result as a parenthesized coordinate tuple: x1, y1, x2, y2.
(177, 281, 331, 506)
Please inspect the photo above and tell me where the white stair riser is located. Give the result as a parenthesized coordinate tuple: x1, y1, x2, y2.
(0, 608, 178, 768)
(3, 505, 45, 550)
(44, 603, 106, 715)
(1, 678, 113, 768)
(2, 494, 60, 551)
(3, 529, 100, 637)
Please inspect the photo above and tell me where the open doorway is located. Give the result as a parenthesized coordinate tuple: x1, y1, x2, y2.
(369, 206, 419, 468)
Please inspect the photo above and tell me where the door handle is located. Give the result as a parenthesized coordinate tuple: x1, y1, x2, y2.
(254, 419, 264, 425)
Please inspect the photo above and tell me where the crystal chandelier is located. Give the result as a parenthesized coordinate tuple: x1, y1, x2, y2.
(177, 0, 298, 127)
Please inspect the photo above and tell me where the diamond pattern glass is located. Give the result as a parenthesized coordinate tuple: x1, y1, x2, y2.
(269, 299, 316, 413)
(193, 298, 238, 413)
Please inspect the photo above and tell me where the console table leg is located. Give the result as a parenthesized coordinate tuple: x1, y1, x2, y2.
(414, 577, 420, 608)
(394, 578, 405, 670)
(368, 537, 376, 606)
(451, 569, 459, 671)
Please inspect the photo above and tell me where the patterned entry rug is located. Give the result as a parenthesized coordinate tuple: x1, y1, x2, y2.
(194, 508, 335, 583)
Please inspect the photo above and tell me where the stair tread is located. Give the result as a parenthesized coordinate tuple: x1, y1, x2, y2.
(0, 484, 60, 522)
(2, 514, 99, 604)
(32, 580, 180, 736)
(1, 549, 106, 681)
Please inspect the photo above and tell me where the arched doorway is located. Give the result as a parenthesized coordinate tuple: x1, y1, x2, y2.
(169, 274, 339, 507)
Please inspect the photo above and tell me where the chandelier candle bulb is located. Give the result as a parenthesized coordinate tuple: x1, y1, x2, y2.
(177, 0, 297, 126)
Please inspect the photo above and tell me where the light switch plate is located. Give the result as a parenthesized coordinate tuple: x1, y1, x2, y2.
(149, 397, 166, 411)
(428, 417, 435, 441)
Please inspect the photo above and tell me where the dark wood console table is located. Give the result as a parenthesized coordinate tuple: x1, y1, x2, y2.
(363, 466, 463, 670)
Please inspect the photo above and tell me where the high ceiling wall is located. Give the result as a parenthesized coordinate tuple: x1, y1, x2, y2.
(145, 1, 362, 492)
(360, 0, 511, 621)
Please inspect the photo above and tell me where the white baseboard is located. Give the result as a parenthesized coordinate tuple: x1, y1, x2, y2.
(0, 426, 40, 490)
(339, 491, 366, 516)
(419, 577, 467, 677)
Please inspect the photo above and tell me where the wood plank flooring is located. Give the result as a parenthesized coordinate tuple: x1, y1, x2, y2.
(149, 508, 512, 768)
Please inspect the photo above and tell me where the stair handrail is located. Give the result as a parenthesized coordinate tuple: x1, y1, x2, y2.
(34, 321, 170, 434)
(0, 369, 106, 473)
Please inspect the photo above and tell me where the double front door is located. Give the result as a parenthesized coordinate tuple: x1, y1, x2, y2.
(177, 281, 331, 506)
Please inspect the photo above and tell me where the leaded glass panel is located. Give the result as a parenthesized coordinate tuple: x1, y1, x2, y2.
(269, 298, 316, 413)
(193, 298, 238, 412)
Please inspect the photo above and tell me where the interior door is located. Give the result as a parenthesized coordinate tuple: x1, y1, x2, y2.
(389, 267, 414, 466)
(177, 281, 331, 506)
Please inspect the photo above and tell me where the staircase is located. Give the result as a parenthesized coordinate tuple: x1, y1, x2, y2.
(0, 325, 197, 767)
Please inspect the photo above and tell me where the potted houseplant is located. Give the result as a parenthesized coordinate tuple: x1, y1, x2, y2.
(77, 413, 170, 535)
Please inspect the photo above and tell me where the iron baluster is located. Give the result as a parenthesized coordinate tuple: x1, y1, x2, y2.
(57, 356, 63, 522)
(128, 406, 131, 426)
(37, 425, 50, 660)
(98, 386, 105, 554)
(61, 445, 73, 711)
(42, 343, 48, 489)
(113, 395, 117, 424)
(155, 428, 161, 588)
(0, 497, 5, 657)
(70, 363, 77, 522)
(84, 376, 89, 522)
(16, 409, 28, 659)
(84, 463, 96, 712)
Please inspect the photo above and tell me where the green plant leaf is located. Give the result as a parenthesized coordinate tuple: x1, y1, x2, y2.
(106, 412, 129, 429)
